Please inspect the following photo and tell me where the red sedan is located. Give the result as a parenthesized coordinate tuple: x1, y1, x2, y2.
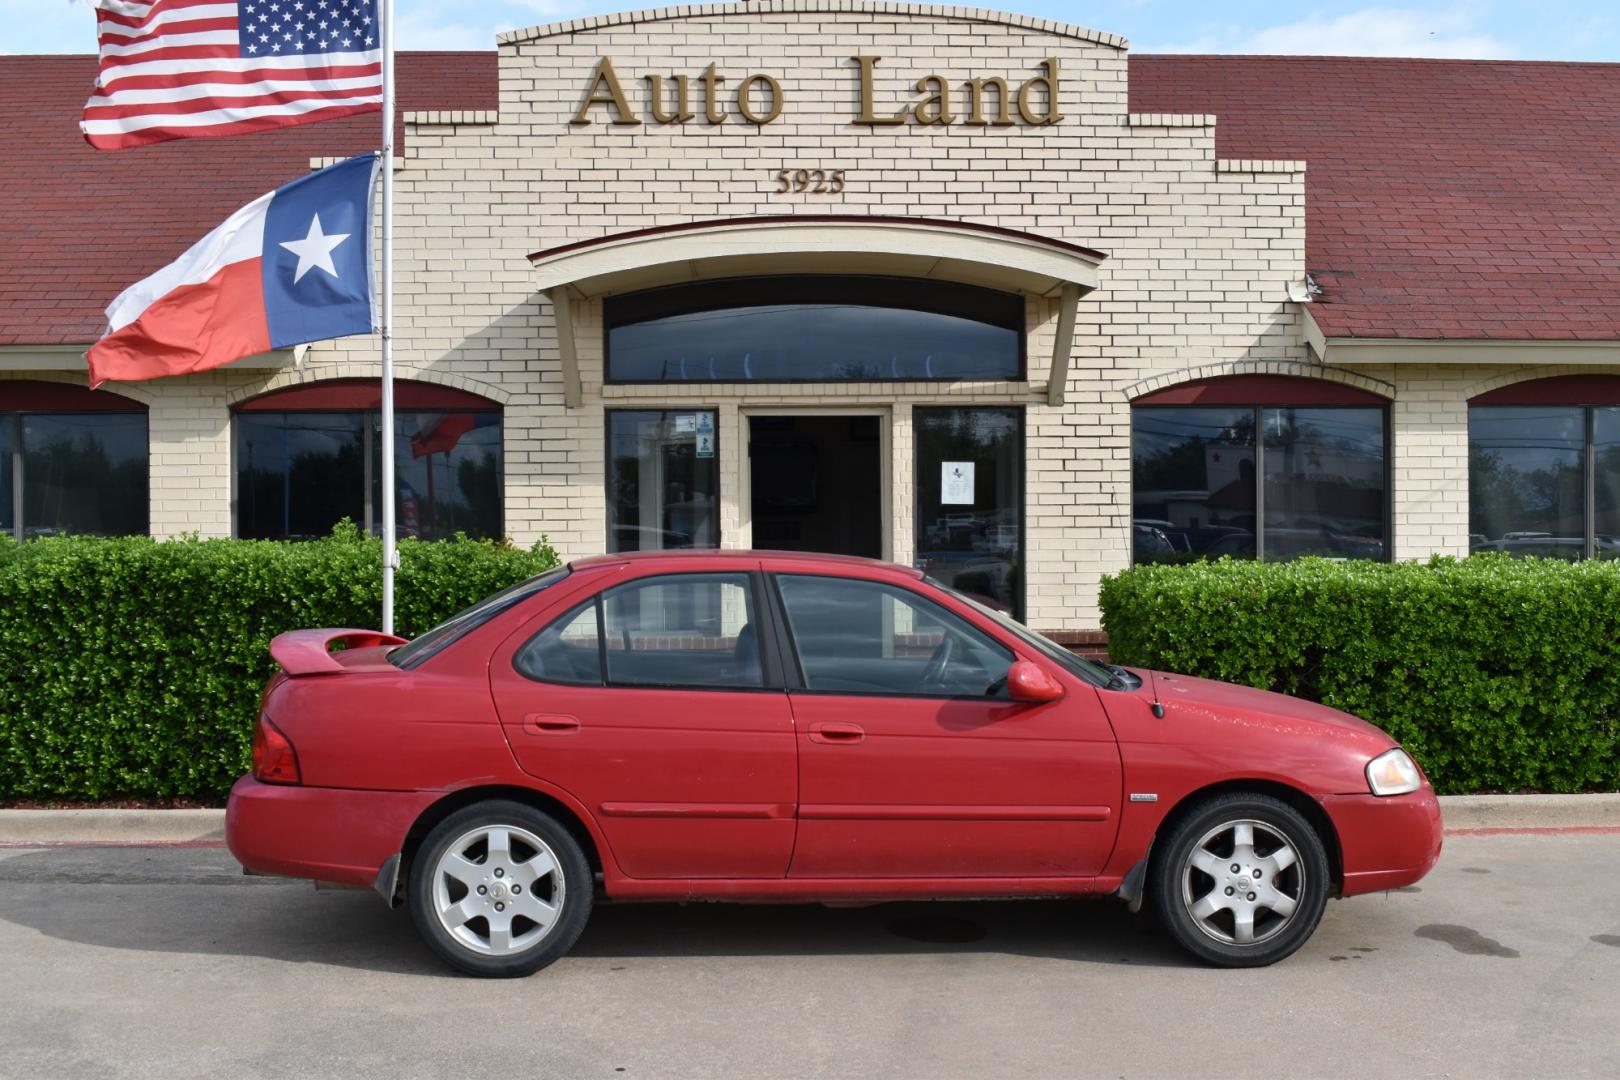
(227, 550, 1441, 976)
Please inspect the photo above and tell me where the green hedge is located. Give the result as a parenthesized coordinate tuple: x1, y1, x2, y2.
(0, 524, 558, 803)
(1100, 555, 1620, 794)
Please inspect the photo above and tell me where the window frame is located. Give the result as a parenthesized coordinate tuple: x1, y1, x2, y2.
(2, 385, 151, 542)
(513, 570, 785, 693)
(1129, 391, 1393, 566)
(602, 275, 1027, 385)
(511, 594, 606, 687)
(1467, 402, 1616, 560)
(229, 405, 504, 541)
(765, 571, 1016, 702)
(603, 408, 721, 554)
(912, 404, 1026, 621)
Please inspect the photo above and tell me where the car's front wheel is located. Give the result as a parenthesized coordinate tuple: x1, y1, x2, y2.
(407, 800, 593, 977)
(1151, 792, 1330, 968)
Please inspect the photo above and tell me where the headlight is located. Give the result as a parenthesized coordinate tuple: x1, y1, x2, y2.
(1366, 748, 1422, 796)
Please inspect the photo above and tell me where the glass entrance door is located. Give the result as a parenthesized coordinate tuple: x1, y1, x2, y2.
(915, 407, 1024, 619)
(748, 415, 882, 559)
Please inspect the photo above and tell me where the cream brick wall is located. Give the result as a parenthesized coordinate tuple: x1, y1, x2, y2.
(49, 3, 1528, 632)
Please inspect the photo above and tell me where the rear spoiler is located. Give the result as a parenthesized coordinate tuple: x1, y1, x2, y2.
(269, 628, 408, 676)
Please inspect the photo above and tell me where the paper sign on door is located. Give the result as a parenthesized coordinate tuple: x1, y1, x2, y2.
(942, 462, 975, 504)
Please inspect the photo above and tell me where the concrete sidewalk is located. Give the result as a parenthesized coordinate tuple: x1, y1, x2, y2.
(2, 793, 1616, 844)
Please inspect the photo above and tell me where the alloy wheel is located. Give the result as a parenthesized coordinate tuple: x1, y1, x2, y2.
(1179, 818, 1304, 946)
(430, 824, 566, 956)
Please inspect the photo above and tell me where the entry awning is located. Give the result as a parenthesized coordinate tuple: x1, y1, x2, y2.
(530, 216, 1105, 407)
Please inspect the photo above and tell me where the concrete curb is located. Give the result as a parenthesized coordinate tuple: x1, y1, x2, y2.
(0, 809, 224, 844)
(1438, 793, 1620, 831)
(1, 794, 1618, 844)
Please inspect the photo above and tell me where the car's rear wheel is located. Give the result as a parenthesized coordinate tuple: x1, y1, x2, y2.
(1151, 792, 1330, 968)
(407, 801, 592, 977)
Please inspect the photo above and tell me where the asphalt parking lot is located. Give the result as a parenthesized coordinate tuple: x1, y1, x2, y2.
(0, 832, 1616, 1080)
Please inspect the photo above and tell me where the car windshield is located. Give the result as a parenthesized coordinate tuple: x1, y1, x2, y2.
(389, 567, 571, 670)
(926, 576, 1114, 688)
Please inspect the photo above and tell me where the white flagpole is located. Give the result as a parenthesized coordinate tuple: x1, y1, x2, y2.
(379, 0, 398, 635)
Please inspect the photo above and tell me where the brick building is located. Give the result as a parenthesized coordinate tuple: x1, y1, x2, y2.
(4, 3, 1619, 638)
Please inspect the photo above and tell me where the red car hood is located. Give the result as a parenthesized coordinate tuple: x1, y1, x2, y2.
(1145, 670, 1390, 743)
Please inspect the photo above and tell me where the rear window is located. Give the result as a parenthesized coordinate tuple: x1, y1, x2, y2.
(389, 567, 570, 670)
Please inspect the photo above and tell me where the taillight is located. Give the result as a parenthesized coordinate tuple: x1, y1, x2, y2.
(252, 713, 301, 785)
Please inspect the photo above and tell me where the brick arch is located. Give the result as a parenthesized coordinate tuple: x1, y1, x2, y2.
(1120, 360, 1394, 403)
(223, 365, 512, 408)
(0, 370, 159, 408)
(1461, 366, 1620, 403)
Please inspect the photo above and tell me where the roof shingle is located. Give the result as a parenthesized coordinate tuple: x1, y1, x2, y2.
(3, 51, 1617, 346)
(0, 53, 497, 347)
(1129, 55, 1620, 340)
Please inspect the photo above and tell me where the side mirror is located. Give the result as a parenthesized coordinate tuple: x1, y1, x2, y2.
(1006, 660, 1065, 704)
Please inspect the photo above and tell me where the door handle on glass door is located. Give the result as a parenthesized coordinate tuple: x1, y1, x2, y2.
(808, 722, 864, 744)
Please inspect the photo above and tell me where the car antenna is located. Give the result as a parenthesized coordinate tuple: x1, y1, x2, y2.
(1149, 674, 1165, 718)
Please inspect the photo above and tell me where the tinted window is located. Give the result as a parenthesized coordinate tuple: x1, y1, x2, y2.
(19, 413, 148, 538)
(915, 406, 1023, 618)
(1132, 406, 1255, 562)
(1469, 407, 1586, 558)
(390, 568, 569, 670)
(237, 410, 502, 541)
(380, 411, 502, 541)
(1598, 408, 1620, 560)
(237, 412, 366, 539)
(1262, 407, 1387, 561)
(1132, 405, 1387, 563)
(607, 410, 718, 552)
(0, 415, 12, 536)
(775, 574, 1012, 698)
(600, 574, 763, 689)
(514, 599, 603, 685)
(606, 276, 1022, 383)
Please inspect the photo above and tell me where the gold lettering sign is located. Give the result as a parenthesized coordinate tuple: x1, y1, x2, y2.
(855, 56, 1062, 128)
(569, 57, 1065, 128)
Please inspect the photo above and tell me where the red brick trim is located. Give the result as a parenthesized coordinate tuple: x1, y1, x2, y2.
(1469, 374, 1620, 406)
(1037, 629, 1110, 662)
(232, 378, 501, 412)
(1132, 374, 1388, 407)
(0, 379, 146, 413)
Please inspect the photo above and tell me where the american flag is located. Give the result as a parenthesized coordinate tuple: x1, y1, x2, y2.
(82, 0, 384, 151)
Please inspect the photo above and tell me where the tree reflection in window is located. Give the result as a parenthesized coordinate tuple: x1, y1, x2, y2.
(236, 410, 501, 541)
(1470, 405, 1615, 560)
(1132, 406, 1387, 564)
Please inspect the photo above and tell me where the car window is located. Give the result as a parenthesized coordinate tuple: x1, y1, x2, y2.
(514, 574, 763, 689)
(514, 599, 603, 685)
(774, 574, 1013, 698)
(391, 567, 570, 670)
(599, 573, 764, 689)
(927, 577, 1113, 689)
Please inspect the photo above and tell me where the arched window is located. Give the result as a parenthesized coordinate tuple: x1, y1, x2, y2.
(1, 380, 148, 540)
(232, 379, 502, 541)
(605, 276, 1024, 383)
(1468, 375, 1620, 560)
(1130, 375, 1390, 564)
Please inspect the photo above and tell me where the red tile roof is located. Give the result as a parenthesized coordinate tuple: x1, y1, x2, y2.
(0, 52, 497, 347)
(3, 52, 1617, 346)
(1129, 55, 1620, 341)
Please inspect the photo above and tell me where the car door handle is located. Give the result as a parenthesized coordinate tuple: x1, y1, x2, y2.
(523, 713, 581, 736)
(808, 722, 865, 745)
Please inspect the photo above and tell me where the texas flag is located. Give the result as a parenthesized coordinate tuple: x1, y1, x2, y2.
(87, 154, 379, 388)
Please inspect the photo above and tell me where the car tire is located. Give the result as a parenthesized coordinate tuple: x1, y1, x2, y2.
(407, 800, 593, 978)
(1150, 792, 1330, 968)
